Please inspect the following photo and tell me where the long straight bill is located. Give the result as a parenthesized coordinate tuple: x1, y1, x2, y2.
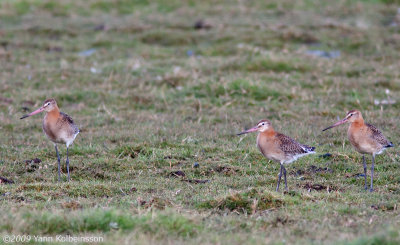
(322, 118, 348, 131)
(20, 107, 44, 119)
(237, 126, 259, 135)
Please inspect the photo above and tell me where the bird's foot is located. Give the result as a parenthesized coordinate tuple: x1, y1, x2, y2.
(369, 188, 374, 193)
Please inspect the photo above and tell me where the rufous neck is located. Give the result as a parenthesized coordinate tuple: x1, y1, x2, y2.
(351, 117, 364, 126)
(47, 106, 60, 116)
(260, 127, 275, 136)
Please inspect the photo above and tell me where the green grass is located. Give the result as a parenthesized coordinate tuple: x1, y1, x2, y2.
(1, 0, 400, 244)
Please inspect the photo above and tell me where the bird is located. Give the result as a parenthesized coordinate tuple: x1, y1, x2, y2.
(323, 110, 394, 192)
(237, 119, 316, 191)
(20, 99, 79, 181)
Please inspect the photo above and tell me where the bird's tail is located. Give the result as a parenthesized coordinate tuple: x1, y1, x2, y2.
(386, 142, 394, 148)
(302, 145, 316, 153)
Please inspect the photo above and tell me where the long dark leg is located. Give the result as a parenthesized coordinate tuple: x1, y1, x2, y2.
(370, 155, 375, 192)
(276, 164, 283, 192)
(363, 155, 367, 190)
(283, 165, 288, 191)
(55, 145, 61, 182)
(66, 146, 70, 182)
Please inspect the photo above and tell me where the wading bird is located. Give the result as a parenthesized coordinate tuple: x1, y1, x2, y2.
(20, 99, 79, 181)
(323, 110, 393, 192)
(237, 120, 315, 191)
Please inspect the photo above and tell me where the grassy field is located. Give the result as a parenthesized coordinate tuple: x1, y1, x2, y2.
(1, 0, 400, 244)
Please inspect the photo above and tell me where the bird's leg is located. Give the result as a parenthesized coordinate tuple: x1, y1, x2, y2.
(55, 144, 61, 182)
(370, 155, 375, 192)
(283, 165, 288, 191)
(276, 164, 283, 192)
(362, 155, 367, 190)
(66, 146, 70, 182)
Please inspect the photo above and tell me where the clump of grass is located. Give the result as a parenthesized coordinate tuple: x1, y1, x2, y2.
(244, 58, 310, 73)
(15, 183, 52, 192)
(340, 228, 400, 245)
(64, 184, 119, 198)
(177, 78, 285, 103)
(199, 189, 284, 213)
(114, 144, 151, 159)
(10, 209, 202, 238)
(227, 79, 284, 101)
(279, 29, 318, 43)
(39, 1, 71, 16)
(56, 90, 102, 107)
(13, 0, 31, 15)
(140, 30, 196, 46)
(91, 0, 149, 14)
(142, 197, 172, 210)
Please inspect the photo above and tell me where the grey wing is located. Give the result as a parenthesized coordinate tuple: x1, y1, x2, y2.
(366, 123, 391, 147)
(277, 133, 314, 156)
(60, 112, 79, 134)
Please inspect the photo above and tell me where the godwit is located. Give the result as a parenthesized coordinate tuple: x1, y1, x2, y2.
(20, 99, 79, 181)
(323, 110, 394, 192)
(237, 120, 316, 191)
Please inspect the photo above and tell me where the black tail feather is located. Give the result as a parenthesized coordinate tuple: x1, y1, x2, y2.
(304, 145, 316, 152)
(386, 142, 394, 148)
